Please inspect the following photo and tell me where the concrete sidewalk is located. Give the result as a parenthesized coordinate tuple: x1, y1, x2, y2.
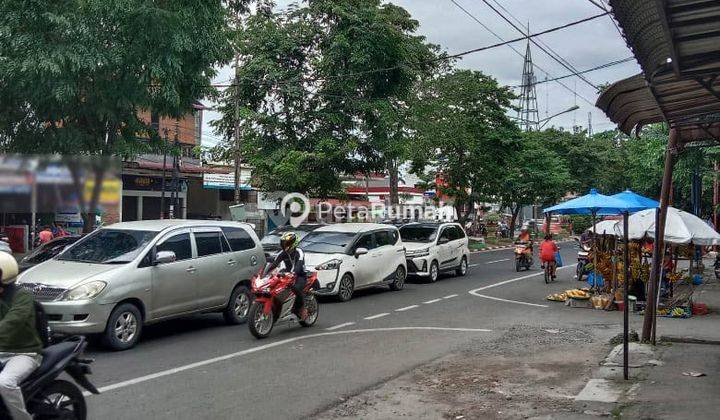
(619, 341, 720, 419)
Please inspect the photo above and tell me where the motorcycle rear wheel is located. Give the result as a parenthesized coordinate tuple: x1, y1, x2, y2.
(29, 379, 86, 420)
(248, 302, 275, 339)
(299, 295, 319, 327)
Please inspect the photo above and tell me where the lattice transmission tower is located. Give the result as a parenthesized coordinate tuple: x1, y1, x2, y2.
(517, 40, 539, 132)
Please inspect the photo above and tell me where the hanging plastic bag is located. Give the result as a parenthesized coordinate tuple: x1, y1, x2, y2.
(587, 272, 604, 288)
(555, 251, 563, 267)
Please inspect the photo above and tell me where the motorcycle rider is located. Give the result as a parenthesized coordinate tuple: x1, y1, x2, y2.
(540, 234, 560, 280)
(0, 252, 43, 420)
(264, 232, 308, 320)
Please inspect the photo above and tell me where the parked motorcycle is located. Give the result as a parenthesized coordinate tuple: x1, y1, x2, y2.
(514, 242, 533, 271)
(0, 336, 99, 420)
(248, 267, 320, 339)
(575, 238, 592, 282)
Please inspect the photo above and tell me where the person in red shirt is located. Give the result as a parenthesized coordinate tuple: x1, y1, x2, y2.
(37, 226, 53, 244)
(540, 234, 559, 279)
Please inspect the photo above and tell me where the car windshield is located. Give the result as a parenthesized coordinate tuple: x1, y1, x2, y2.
(261, 229, 311, 246)
(399, 226, 438, 243)
(23, 238, 77, 263)
(58, 229, 157, 264)
(299, 231, 356, 254)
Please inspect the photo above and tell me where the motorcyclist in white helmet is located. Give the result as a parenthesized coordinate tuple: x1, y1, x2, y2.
(0, 252, 43, 420)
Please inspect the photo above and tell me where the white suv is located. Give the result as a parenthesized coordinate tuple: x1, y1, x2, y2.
(400, 222, 470, 282)
(300, 223, 407, 302)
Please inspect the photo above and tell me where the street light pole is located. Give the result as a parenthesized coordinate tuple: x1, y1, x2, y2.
(538, 105, 580, 129)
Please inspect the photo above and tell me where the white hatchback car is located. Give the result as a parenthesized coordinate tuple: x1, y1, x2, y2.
(400, 222, 470, 282)
(300, 223, 407, 301)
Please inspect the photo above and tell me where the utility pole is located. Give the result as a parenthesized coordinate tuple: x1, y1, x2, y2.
(233, 9, 242, 205)
(587, 112, 593, 138)
(169, 120, 180, 219)
(159, 125, 168, 220)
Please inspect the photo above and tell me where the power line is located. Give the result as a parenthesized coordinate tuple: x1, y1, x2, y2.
(479, 0, 598, 90)
(587, 0, 624, 38)
(447, 0, 597, 107)
(486, 0, 597, 89)
(509, 56, 635, 88)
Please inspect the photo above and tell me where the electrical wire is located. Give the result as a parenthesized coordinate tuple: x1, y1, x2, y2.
(447, 0, 597, 107)
(486, 0, 597, 89)
(510, 56, 635, 88)
(478, 0, 598, 90)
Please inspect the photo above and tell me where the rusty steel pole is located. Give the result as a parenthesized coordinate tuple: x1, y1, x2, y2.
(642, 128, 678, 343)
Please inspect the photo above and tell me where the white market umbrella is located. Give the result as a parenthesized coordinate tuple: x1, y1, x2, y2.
(588, 220, 620, 236)
(619, 207, 720, 245)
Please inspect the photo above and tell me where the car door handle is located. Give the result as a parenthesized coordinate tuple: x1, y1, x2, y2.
(227, 260, 237, 266)
(186, 266, 197, 273)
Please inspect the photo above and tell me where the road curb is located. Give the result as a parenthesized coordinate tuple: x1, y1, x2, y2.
(659, 335, 720, 346)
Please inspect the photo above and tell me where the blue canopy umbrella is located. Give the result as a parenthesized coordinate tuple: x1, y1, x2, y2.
(544, 188, 643, 215)
(544, 188, 649, 381)
(609, 190, 659, 213)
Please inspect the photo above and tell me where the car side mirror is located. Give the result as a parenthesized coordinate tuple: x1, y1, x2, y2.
(438, 237, 449, 245)
(354, 247, 368, 258)
(155, 250, 176, 265)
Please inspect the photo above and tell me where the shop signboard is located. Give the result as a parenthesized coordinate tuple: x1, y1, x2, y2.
(122, 174, 186, 192)
(84, 178, 122, 205)
(203, 172, 252, 190)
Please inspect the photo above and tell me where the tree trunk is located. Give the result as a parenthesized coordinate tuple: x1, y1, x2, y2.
(387, 160, 399, 206)
(509, 205, 521, 238)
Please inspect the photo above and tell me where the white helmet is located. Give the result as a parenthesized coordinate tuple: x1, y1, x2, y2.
(0, 252, 19, 285)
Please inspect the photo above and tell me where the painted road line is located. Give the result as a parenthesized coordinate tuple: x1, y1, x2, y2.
(85, 327, 492, 396)
(471, 293, 549, 308)
(443, 294, 459, 299)
(468, 263, 479, 267)
(423, 298, 442, 304)
(326, 322, 355, 331)
(486, 258, 510, 264)
(364, 313, 390, 320)
(395, 305, 419, 312)
(469, 265, 573, 293)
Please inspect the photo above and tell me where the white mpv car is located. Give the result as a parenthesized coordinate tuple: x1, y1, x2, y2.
(300, 223, 407, 301)
(399, 222, 470, 282)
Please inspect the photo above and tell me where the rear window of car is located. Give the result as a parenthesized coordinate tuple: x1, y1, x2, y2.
(222, 227, 256, 251)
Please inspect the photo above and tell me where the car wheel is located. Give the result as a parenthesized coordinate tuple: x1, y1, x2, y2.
(223, 285, 251, 325)
(429, 261, 439, 283)
(337, 273, 354, 302)
(456, 256, 468, 276)
(103, 303, 142, 351)
(390, 265, 406, 291)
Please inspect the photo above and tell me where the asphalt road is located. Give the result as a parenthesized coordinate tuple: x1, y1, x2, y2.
(84, 244, 629, 419)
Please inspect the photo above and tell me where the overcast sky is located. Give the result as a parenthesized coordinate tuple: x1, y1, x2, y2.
(201, 0, 639, 148)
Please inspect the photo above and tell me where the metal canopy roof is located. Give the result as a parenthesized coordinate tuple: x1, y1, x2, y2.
(597, 0, 720, 138)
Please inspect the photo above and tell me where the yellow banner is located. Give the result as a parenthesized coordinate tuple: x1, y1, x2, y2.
(84, 178, 121, 205)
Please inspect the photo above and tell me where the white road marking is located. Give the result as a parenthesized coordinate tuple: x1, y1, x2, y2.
(471, 293, 549, 308)
(423, 298, 442, 304)
(326, 322, 355, 331)
(468, 263, 479, 267)
(486, 258, 510, 264)
(84, 327, 492, 396)
(395, 304, 419, 312)
(443, 294, 459, 299)
(467, 266, 573, 307)
(364, 313, 390, 320)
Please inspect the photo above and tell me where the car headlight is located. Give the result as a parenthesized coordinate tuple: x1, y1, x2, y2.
(407, 248, 430, 258)
(315, 259, 342, 271)
(64, 281, 107, 301)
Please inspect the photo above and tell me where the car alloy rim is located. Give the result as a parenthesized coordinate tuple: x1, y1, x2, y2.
(235, 293, 250, 318)
(115, 312, 138, 343)
(431, 264, 438, 281)
(396, 267, 405, 287)
(461, 259, 467, 274)
(339, 276, 352, 300)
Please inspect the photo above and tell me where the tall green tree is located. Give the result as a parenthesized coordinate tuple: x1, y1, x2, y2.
(410, 69, 520, 224)
(0, 0, 236, 230)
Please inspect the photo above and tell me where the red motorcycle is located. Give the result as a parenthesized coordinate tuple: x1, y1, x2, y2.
(248, 267, 320, 339)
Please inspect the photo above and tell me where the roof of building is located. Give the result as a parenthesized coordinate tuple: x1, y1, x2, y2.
(597, 0, 720, 138)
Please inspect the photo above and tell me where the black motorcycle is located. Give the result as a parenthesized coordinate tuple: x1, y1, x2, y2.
(0, 336, 99, 420)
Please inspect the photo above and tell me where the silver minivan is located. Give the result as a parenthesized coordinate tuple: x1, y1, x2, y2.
(17, 220, 264, 350)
